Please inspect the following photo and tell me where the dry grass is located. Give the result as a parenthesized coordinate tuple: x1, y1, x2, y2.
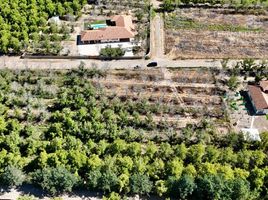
(165, 8, 268, 59)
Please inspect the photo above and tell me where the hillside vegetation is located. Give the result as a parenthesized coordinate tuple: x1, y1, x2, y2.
(0, 68, 267, 199)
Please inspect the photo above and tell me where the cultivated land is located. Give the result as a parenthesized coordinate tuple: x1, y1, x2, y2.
(165, 8, 268, 59)
(91, 68, 229, 136)
(0, 0, 268, 199)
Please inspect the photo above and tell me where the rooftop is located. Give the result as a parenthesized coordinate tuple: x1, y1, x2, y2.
(81, 15, 135, 42)
(248, 84, 268, 110)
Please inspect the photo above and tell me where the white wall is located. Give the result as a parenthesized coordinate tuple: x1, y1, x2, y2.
(78, 42, 140, 56)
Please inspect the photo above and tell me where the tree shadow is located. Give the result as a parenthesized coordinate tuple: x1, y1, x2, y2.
(68, 189, 103, 199)
(0, 186, 12, 195)
(17, 184, 47, 198)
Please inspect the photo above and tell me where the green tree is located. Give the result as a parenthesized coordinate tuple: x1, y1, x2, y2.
(227, 76, 239, 91)
(231, 178, 255, 200)
(99, 46, 125, 59)
(99, 170, 119, 192)
(194, 174, 232, 200)
(86, 169, 102, 189)
(162, 0, 175, 12)
(32, 167, 78, 195)
(130, 173, 153, 195)
(155, 180, 168, 197)
(168, 174, 196, 199)
(0, 165, 25, 187)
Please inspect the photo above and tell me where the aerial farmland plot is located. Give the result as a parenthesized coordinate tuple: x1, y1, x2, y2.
(0, 67, 228, 142)
(165, 8, 268, 59)
(91, 67, 229, 140)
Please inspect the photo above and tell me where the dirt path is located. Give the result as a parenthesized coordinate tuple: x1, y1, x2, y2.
(0, 56, 226, 70)
(150, 0, 165, 59)
(150, 13, 165, 59)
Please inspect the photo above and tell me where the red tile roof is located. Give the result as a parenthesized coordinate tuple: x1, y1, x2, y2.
(81, 15, 135, 42)
(111, 15, 134, 32)
(81, 26, 134, 41)
(248, 85, 268, 110)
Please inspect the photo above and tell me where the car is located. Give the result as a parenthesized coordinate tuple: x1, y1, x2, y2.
(147, 62, 157, 67)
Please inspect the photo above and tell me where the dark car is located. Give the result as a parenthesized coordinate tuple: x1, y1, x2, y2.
(147, 62, 157, 67)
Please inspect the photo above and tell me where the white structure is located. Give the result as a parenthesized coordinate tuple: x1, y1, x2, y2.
(78, 42, 139, 57)
(241, 116, 261, 141)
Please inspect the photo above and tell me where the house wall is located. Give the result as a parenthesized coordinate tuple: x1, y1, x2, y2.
(78, 41, 141, 56)
(81, 38, 132, 44)
(101, 39, 120, 43)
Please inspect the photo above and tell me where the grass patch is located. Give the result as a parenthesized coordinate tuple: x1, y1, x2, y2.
(91, 20, 106, 25)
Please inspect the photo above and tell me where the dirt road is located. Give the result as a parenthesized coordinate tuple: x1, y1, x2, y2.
(150, 13, 165, 59)
(0, 56, 223, 69)
(150, 0, 165, 59)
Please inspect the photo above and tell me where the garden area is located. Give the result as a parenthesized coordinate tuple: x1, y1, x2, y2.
(0, 67, 267, 199)
(165, 8, 268, 59)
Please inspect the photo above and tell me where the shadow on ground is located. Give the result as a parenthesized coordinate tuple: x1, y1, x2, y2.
(240, 90, 255, 116)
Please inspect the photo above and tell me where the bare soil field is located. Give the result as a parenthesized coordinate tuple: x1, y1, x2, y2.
(165, 8, 268, 59)
(91, 68, 229, 133)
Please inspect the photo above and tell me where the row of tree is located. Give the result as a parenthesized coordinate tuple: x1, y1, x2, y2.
(0, 0, 86, 54)
(161, 0, 268, 12)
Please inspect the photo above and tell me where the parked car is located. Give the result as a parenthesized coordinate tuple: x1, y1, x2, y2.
(147, 62, 157, 67)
